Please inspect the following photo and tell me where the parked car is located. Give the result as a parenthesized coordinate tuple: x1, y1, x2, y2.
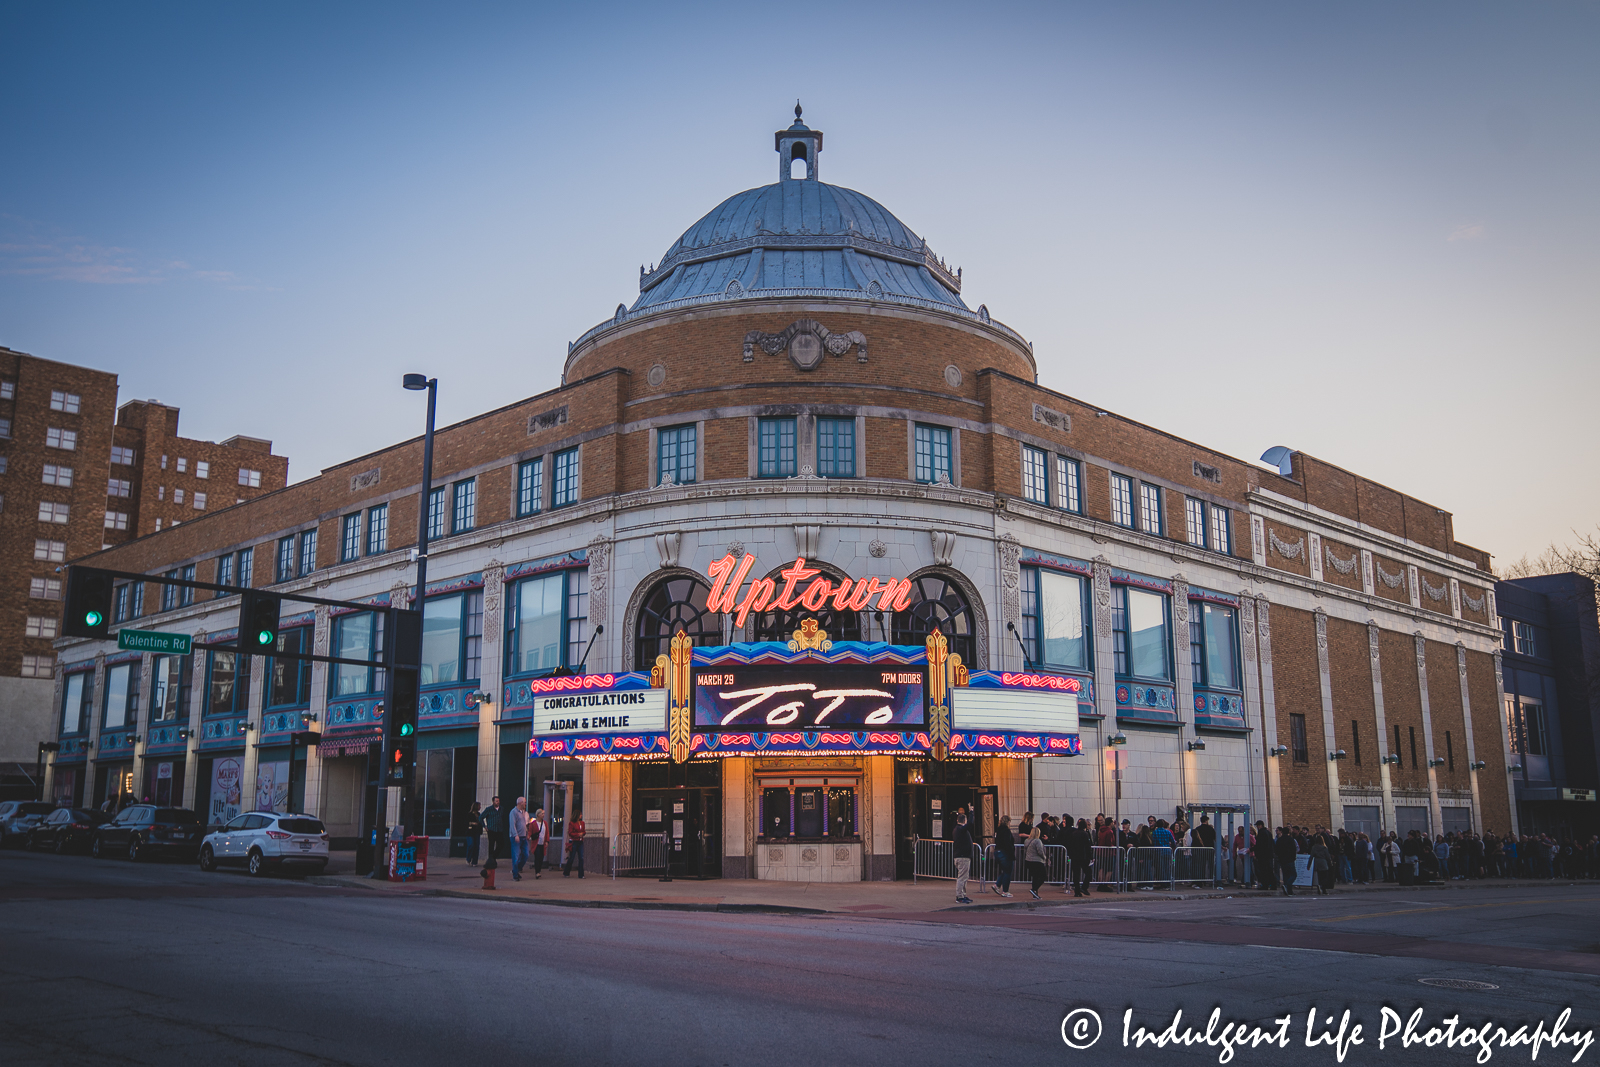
(198, 812, 329, 876)
(0, 801, 57, 847)
(28, 808, 109, 854)
(92, 805, 203, 862)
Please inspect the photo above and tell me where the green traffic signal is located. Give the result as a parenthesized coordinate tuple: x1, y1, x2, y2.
(85, 611, 104, 628)
(399, 723, 414, 737)
(257, 629, 274, 646)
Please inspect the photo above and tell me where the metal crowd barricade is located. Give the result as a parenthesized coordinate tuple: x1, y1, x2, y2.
(1088, 845, 1124, 892)
(912, 837, 956, 882)
(611, 832, 668, 879)
(1125, 846, 1175, 890)
(1172, 846, 1217, 888)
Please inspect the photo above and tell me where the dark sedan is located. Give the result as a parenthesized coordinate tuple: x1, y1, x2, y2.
(0, 801, 57, 847)
(93, 805, 203, 862)
(28, 808, 109, 854)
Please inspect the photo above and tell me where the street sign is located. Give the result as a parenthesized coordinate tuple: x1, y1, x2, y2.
(116, 629, 192, 655)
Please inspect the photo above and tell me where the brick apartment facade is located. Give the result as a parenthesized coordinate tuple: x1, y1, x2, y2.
(42, 114, 1516, 875)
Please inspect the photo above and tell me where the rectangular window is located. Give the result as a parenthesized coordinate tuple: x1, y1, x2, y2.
(150, 654, 191, 723)
(1290, 714, 1309, 763)
(451, 478, 476, 534)
(161, 455, 167, 470)
(238, 468, 261, 487)
(1188, 601, 1239, 689)
(341, 513, 362, 562)
(267, 629, 313, 707)
(173, 488, 184, 505)
(50, 390, 81, 414)
(38, 501, 69, 523)
(103, 663, 137, 730)
(237, 547, 253, 589)
(1185, 498, 1207, 548)
(913, 423, 952, 484)
(331, 612, 385, 697)
(111, 446, 135, 465)
(567, 569, 589, 669)
(657, 424, 697, 486)
(507, 571, 582, 676)
(1139, 482, 1163, 535)
(1395, 724, 1404, 763)
(1409, 726, 1418, 768)
(158, 486, 165, 501)
(465, 590, 484, 681)
(516, 459, 543, 516)
(299, 529, 317, 575)
(1056, 456, 1081, 513)
(105, 511, 129, 531)
(1110, 473, 1134, 527)
(108, 478, 131, 497)
(758, 417, 798, 478)
(42, 464, 73, 487)
(1021, 446, 1048, 504)
(0, 418, 9, 438)
(30, 577, 62, 600)
(114, 583, 131, 622)
(216, 552, 234, 593)
(552, 447, 579, 507)
(1112, 585, 1170, 680)
(1210, 508, 1231, 555)
(1513, 621, 1536, 657)
(196, 461, 209, 479)
(366, 504, 388, 555)
(207, 650, 253, 716)
(162, 567, 196, 610)
(422, 594, 465, 686)
(25, 615, 59, 639)
(1352, 721, 1362, 765)
(62, 673, 90, 734)
(34, 539, 66, 562)
(276, 536, 295, 581)
(22, 654, 54, 678)
(0, 380, 11, 399)
(426, 486, 446, 540)
(1518, 701, 1546, 755)
(45, 427, 77, 450)
(816, 417, 855, 478)
(1445, 730, 1454, 771)
(193, 491, 206, 510)
(130, 581, 143, 617)
(1021, 567, 1089, 671)
(176, 458, 188, 473)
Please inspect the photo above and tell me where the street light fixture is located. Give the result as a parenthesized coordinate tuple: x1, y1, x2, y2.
(1380, 753, 1401, 765)
(403, 373, 438, 605)
(1427, 757, 1446, 768)
(1469, 760, 1487, 771)
(1187, 740, 1206, 752)
(1328, 749, 1348, 761)
(1268, 744, 1288, 757)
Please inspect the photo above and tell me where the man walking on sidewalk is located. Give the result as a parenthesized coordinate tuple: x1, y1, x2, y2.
(510, 797, 530, 881)
(952, 811, 974, 904)
(562, 809, 587, 878)
(482, 796, 507, 869)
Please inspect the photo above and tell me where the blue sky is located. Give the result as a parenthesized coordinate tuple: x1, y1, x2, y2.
(2, 2, 1595, 567)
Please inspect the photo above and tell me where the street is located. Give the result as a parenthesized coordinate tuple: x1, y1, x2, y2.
(1, 851, 1596, 1066)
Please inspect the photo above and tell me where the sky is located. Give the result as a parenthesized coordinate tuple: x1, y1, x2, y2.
(2, 2, 1596, 570)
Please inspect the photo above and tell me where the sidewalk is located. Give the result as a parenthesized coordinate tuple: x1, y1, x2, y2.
(308, 854, 1595, 914)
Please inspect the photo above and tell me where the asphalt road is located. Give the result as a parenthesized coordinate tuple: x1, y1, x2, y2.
(1, 850, 1596, 1067)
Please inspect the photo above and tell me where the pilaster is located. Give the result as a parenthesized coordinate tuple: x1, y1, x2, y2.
(302, 606, 331, 816)
(1313, 609, 1341, 829)
(181, 633, 206, 810)
(1492, 649, 1520, 836)
(1414, 632, 1442, 834)
(1254, 599, 1283, 826)
(478, 563, 505, 807)
(1171, 574, 1193, 807)
(1367, 621, 1396, 833)
(84, 652, 106, 802)
(1237, 594, 1269, 823)
(1455, 643, 1484, 834)
(131, 653, 154, 797)
(240, 653, 266, 810)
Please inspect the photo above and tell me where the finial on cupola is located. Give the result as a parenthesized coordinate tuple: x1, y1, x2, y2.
(776, 103, 821, 182)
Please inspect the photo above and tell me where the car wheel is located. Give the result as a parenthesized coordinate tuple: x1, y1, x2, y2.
(198, 845, 216, 872)
(55, 835, 68, 855)
(247, 849, 266, 877)
(91, 836, 102, 859)
(127, 837, 141, 862)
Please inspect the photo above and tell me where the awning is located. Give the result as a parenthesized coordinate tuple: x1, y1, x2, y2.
(317, 734, 380, 757)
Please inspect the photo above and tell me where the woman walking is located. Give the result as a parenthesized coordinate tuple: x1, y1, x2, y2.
(992, 815, 1015, 898)
(1024, 827, 1048, 900)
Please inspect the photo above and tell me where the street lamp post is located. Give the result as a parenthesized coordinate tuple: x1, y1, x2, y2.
(403, 374, 438, 600)
(1107, 731, 1127, 839)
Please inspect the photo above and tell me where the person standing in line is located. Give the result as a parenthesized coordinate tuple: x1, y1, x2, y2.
(1274, 826, 1300, 895)
(1253, 822, 1275, 891)
(1309, 836, 1333, 895)
(510, 797, 531, 881)
(992, 815, 1015, 898)
(531, 807, 549, 878)
(952, 811, 974, 904)
(562, 808, 587, 878)
(464, 801, 483, 866)
(482, 796, 507, 868)
(1024, 826, 1048, 900)
(1017, 811, 1035, 839)
(1067, 818, 1093, 897)
(1381, 833, 1399, 882)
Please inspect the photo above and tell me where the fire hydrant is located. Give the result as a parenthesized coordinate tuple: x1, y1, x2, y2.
(481, 857, 497, 890)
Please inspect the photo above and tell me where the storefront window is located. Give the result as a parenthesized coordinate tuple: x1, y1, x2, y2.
(758, 784, 858, 840)
(506, 571, 585, 676)
(267, 629, 313, 707)
(331, 612, 385, 697)
(891, 574, 975, 664)
(150, 654, 192, 722)
(1112, 586, 1169, 681)
(207, 650, 253, 716)
(1189, 601, 1239, 690)
(62, 673, 91, 734)
(103, 663, 138, 730)
(1020, 567, 1088, 671)
(635, 575, 719, 667)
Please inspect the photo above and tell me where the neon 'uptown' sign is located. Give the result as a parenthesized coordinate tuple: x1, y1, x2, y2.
(706, 555, 915, 628)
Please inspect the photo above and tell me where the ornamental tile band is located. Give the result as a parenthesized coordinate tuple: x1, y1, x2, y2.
(1375, 560, 1406, 589)
(1325, 544, 1358, 575)
(1269, 529, 1305, 560)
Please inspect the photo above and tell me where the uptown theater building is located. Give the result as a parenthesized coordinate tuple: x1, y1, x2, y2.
(45, 111, 1515, 878)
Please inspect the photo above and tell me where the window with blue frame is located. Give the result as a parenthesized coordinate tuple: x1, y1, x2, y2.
(61, 673, 92, 733)
(657, 424, 697, 485)
(758, 418, 797, 478)
(162, 565, 195, 610)
(150, 654, 191, 722)
(238, 547, 253, 588)
(1112, 585, 1170, 680)
(299, 529, 317, 575)
(366, 504, 388, 555)
(517, 458, 542, 516)
(1056, 456, 1082, 514)
(452, 478, 476, 534)
(1020, 567, 1090, 671)
(1139, 482, 1163, 535)
(1022, 446, 1048, 504)
(267, 629, 313, 707)
(341, 513, 362, 562)
(276, 536, 295, 581)
(1189, 601, 1239, 690)
(1185, 498, 1207, 548)
(102, 663, 138, 730)
(129, 582, 144, 619)
(505, 569, 588, 677)
(914, 423, 952, 484)
(552, 448, 579, 507)
(331, 612, 385, 697)
(816, 417, 855, 477)
(206, 649, 253, 716)
(215, 552, 234, 595)
(420, 590, 485, 687)
(1109, 474, 1134, 528)
(1209, 507, 1231, 556)
(426, 487, 446, 541)
(114, 582, 132, 622)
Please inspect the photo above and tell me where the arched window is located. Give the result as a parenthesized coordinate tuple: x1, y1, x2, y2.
(892, 573, 975, 664)
(635, 575, 720, 667)
(790, 157, 808, 180)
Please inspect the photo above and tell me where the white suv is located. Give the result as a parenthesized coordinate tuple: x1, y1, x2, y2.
(198, 811, 329, 876)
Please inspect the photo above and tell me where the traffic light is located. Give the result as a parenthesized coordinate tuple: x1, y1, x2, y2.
(239, 591, 282, 652)
(62, 566, 115, 639)
(382, 662, 419, 788)
(386, 608, 422, 668)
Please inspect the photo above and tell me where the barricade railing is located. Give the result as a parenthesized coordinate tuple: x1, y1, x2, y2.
(1172, 846, 1217, 888)
(611, 832, 668, 879)
(1088, 845, 1124, 892)
(1124, 846, 1175, 890)
(912, 837, 959, 882)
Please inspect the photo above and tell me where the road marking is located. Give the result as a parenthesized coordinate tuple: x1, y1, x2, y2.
(1313, 898, 1599, 923)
